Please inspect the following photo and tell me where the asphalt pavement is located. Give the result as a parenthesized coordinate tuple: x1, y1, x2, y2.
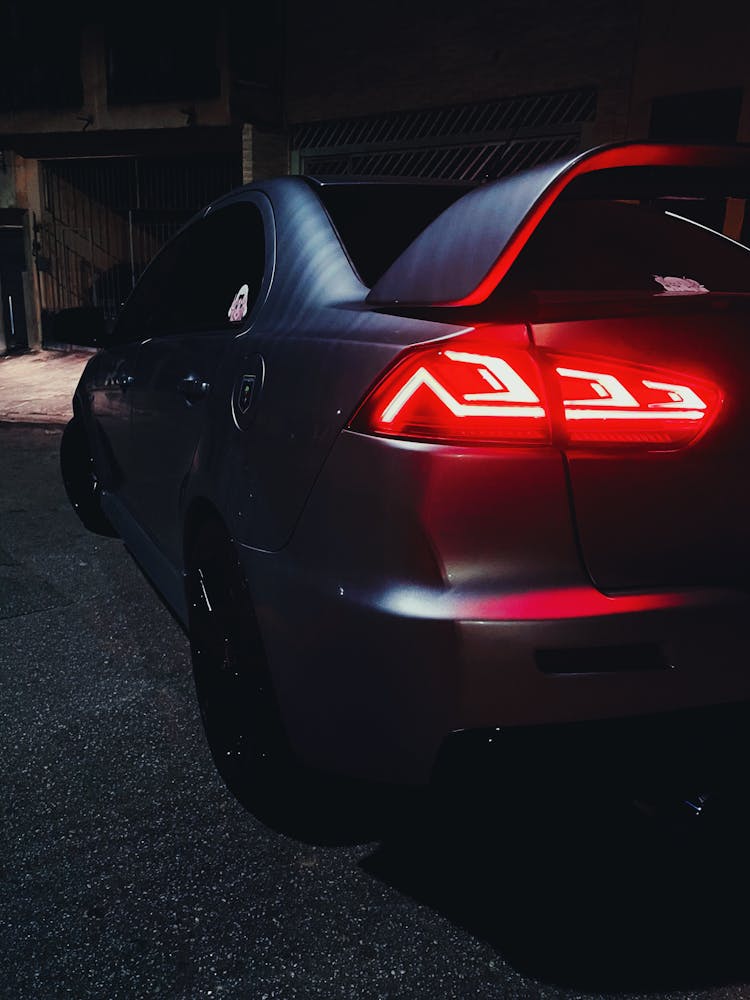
(3, 424, 750, 1000)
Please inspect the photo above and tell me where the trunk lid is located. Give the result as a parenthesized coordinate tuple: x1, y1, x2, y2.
(532, 297, 750, 592)
(365, 142, 750, 592)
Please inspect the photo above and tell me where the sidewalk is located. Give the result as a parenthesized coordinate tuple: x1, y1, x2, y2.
(0, 350, 93, 427)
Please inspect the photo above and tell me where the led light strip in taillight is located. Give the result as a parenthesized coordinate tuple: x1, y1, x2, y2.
(380, 351, 546, 423)
(349, 330, 722, 449)
(351, 339, 551, 444)
(557, 367, 708, 422)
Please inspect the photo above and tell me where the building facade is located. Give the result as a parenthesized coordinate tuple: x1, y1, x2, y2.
(1, 0, 749, 351)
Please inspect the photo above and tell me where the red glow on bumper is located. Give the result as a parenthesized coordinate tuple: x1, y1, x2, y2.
(469, 585, 687, 621)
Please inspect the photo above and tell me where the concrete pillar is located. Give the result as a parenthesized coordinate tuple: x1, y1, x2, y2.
(0, 150, 15, 208)
(242, 124, 289, 184)
(12, 154, 43, 351)
(0, 153, 16, 352)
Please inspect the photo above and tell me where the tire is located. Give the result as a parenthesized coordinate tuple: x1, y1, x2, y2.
(60, 418, 118, 537)
(185, 517, 399, 842)
(186, 519, 297, 811)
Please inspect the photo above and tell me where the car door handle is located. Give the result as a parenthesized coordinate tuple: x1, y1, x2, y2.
(105, 372, 134, 390)
(179, 375, 211, 401)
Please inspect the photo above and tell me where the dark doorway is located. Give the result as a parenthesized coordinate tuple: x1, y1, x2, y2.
(648, 87, 742, 144)
(0, 225, 29, 353)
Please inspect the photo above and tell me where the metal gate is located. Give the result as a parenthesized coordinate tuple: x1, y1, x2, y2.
(292, 88, 596, 180)
(36, 155, 240, 346)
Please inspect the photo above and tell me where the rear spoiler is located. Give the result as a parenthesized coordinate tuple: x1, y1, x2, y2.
(366, 142, 750, 308)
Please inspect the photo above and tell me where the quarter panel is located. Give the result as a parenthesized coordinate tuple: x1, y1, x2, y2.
(288, 430, 585, 600)
(223, 310, 472, 551)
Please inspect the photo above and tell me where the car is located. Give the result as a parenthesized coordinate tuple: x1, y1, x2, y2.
(60, 142, 750, 818)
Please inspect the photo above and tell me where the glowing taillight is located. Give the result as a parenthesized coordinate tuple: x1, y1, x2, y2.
(351, 338, 551, 445)
(349, 332, 722, 450)
(550, 355, 721, 446)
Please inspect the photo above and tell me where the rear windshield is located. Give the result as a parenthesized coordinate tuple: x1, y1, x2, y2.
(504, 166, 750, 296)
(313, 182, 471, 287)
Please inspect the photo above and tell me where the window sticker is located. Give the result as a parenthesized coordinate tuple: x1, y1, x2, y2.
(228, 284, 250, 322)
(653, 275, 709, 294)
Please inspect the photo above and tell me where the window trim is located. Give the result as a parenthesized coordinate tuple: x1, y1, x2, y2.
(203, 191, 277, 340)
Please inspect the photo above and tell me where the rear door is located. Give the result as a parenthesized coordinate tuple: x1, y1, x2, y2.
(127, 198, 268, 566)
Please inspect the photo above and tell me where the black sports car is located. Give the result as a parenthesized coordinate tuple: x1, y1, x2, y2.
(61, 142, 750, 811)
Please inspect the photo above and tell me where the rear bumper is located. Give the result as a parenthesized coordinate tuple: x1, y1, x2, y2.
(240, 545, 750, 784)
(456, 588, 750, 732)
(238, 431, 750, 784)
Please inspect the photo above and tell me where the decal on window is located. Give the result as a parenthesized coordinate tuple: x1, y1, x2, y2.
(228, 284, 250, 322)
(653, 275, 709, 293)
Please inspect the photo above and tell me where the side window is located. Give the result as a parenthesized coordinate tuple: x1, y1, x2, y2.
(185, 202, 266, 332)
(109, 229, 185, 344)
(112, 201, 266, 343)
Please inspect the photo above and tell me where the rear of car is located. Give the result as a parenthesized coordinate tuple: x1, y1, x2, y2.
(241, 146, 750, 790)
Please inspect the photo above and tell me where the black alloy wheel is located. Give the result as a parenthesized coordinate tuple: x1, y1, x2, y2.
(186, 518, 403, 843)
(186, 520, 295, 806)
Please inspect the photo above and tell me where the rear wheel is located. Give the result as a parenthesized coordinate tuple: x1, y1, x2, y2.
(60, 418, 117, 537)
(185, 517, 400, 841)
(186, 519, 297, 813)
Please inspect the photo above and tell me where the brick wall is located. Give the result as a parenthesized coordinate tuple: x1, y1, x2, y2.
(626, 0, 750, 141)
(286, 0, 750, 148)
(285, 0, 640, 144)
(242, 125, 289, 183)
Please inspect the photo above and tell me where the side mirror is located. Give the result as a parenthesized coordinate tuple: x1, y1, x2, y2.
(50, 307, 107, 348)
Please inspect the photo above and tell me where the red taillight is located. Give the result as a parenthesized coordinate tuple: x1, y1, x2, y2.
(351, 336, 551, 445)
(549, 355, 722, 447)
(349, 330, 723, 450)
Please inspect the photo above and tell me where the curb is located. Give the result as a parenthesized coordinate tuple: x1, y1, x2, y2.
(0, 419, 68, 431)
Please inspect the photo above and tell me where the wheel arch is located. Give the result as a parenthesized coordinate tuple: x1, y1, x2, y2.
(182, 496, 292, 778)
(182, 497, 265, 644)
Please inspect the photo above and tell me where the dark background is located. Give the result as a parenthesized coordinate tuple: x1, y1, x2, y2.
(2, 0, 750, 351)
(3, 4, 750, 997)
